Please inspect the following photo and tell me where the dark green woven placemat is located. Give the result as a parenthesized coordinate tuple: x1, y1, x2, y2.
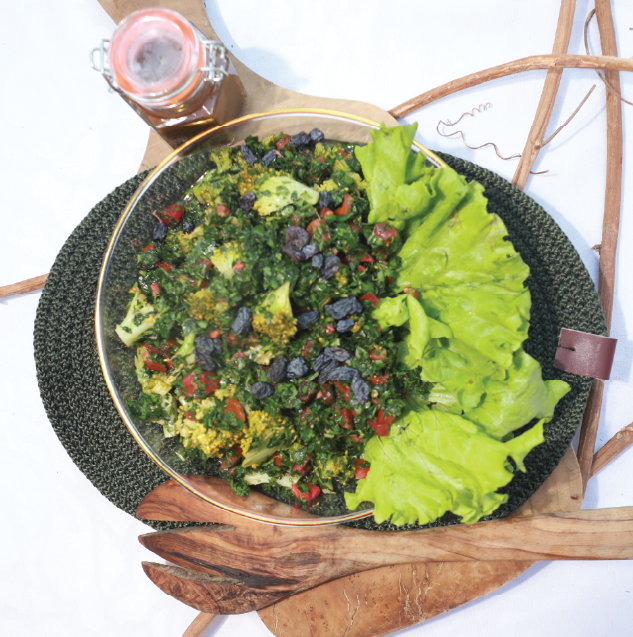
(34, 156, 607, 532)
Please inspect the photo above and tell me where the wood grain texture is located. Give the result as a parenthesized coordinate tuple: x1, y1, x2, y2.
(0, 274, 48, 298)
(512, 0, 576, 189)
(592, 423, 633, 478)
(577, 0, 623, 495)
(182, 610, 216, 637)
(388, 54, 633, 119)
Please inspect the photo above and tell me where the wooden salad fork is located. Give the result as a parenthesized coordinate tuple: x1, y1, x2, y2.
(137, 477, 633, 615)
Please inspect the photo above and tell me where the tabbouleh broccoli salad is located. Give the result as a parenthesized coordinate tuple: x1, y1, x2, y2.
(117, 123, 571, 526)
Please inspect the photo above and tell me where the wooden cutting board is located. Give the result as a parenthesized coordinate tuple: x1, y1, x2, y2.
(97, 2, 584, 635)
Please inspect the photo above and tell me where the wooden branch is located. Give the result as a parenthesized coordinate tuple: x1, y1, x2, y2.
(388, 54, 633, 119)
(182, 612, 217, 637)
(577, 0, 624, 494)
(512, 0, 577, 190)
(591, 424, 633, 478)
(0, 274, 48, 299)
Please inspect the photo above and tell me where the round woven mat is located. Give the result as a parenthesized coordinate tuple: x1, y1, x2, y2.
(34, 156, 606, 532)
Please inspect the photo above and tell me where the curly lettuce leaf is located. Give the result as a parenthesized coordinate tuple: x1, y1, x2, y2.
(345, 409, 545, 525)
(463, 350, 571, 439)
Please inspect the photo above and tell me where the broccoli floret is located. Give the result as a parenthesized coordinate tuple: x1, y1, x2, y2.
(252, 281, 297, 346)
(241, 410, 290, 467)
(115, 286, 160, 347)
(252, 175, 319, 216)
(210, 241, 245, 280)
(185, 288, 230, 321)
(209, 147, 233, 173)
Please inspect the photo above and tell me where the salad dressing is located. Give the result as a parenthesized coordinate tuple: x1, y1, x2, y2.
(91, 7, 245, 148)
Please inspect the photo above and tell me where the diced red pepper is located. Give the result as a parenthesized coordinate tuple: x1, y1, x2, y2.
(360, 253, 375, 263)
(355, 458, 370, 480)
(369, 349, 386, 361)
(150, 283, 160, 296)
(360, 294, 380, 307)
(226, 334, 238, 347)
(182, 371, 198, 396)
(216, 204, 230, 218)
(373, 222, 398, 243)
(316, 383, 333, 405)
(324, 323, 336, 335)
(142, 244, 155, 252)
(158, 261, 172, 272)
(358, 265, 366, 273)
(350, 435, 362, 443)
(403, 286, 420, 300)
(208, 329, 221, 338)
(291, 214, 301, 226)
(317, 156, 325, 162)
(140, 344, 167, 373)
(272, 452, 283, 467)
(368, 419, 389, 437)
(292, 481, 320, 502)
(319, 207, 334, 219)
(161, 203, 184, 227)
(184, 411, 195, 421)
(350, 222, 361, 232)
(334, 381, 351, 403)
(377, 408, 395, 426)
(276, 134, 291, 150)
(341, 408, 355, 429)
(300, 406, 311, 421)
(292, 454, 311, 476)
(199, 373, 219, 394)
(334, 193, 353, 216)
(224, 397, 246, 422)
(233, 260, 245, 272)
(201, 259, 213, 272)
(307, 218, 327, 239)
(303, 340, 315, 357)
(370, 374, 389, 386)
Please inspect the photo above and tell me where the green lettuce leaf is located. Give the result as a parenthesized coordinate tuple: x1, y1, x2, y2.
(463, 350, 571, 439)
(345, 409, 544, 525)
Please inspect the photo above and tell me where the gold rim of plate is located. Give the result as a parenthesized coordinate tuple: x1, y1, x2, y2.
(95, 108, 446, 526)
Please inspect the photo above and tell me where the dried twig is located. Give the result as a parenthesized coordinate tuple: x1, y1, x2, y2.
(0, 274, 49, 299)
(585, 9, 633, 107)
(388, 54, 633, 119)
(436, 105, 520, 161)
(577, 0, 624, 495)
(512, 0, 577, 189)
(538, 84, 597, 148)
(591, 424, 633, 478)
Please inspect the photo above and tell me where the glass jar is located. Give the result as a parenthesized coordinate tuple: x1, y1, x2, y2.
(91, 7, 245, 148)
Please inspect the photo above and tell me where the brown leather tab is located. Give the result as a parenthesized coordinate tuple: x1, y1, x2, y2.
(553, 329, 617, 380)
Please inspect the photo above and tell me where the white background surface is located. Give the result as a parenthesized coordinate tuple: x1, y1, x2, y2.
(1, 0, 632, 635)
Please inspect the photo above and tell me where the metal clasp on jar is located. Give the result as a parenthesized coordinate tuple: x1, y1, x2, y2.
(89, 39, 120, 93)
(198, 39, 229, 82)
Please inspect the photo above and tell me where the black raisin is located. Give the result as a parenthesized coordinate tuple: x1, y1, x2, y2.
(152, 220, 168, 243)
(326, 367, 360, 382)
(319, 359, 339, 384)
(251, 381, 275, 399)
(318, 190, 331, 209)
(324, 297, 363, 320)
(310, 128, 325, 144)
(351, 376, 370, 403)
(313, 352, 333, 372)
(240, 191, 257, 212)
(320, 255, 340, 280)
(195, 336, 220, 372)
(300, 244, 319, 260)
(285, 226, 311, 249)
(297, 310, 319, 330)
(337, 319, 354, 333)
(290, 131, 310, 148)
(324, 346, 352, 362)
(287, 357, 309, 379)
(262, 149, 277, 166)
(231, 306, 252, 336)
(283, 244, 303, 262)
(267, 356, 289, 383)
(311, 253, 324, 269)
(182, 220, 196, 234)
(241, 145, 258, 166)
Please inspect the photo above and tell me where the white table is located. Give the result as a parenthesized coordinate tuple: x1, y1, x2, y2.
(2, 1, 632, 635)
